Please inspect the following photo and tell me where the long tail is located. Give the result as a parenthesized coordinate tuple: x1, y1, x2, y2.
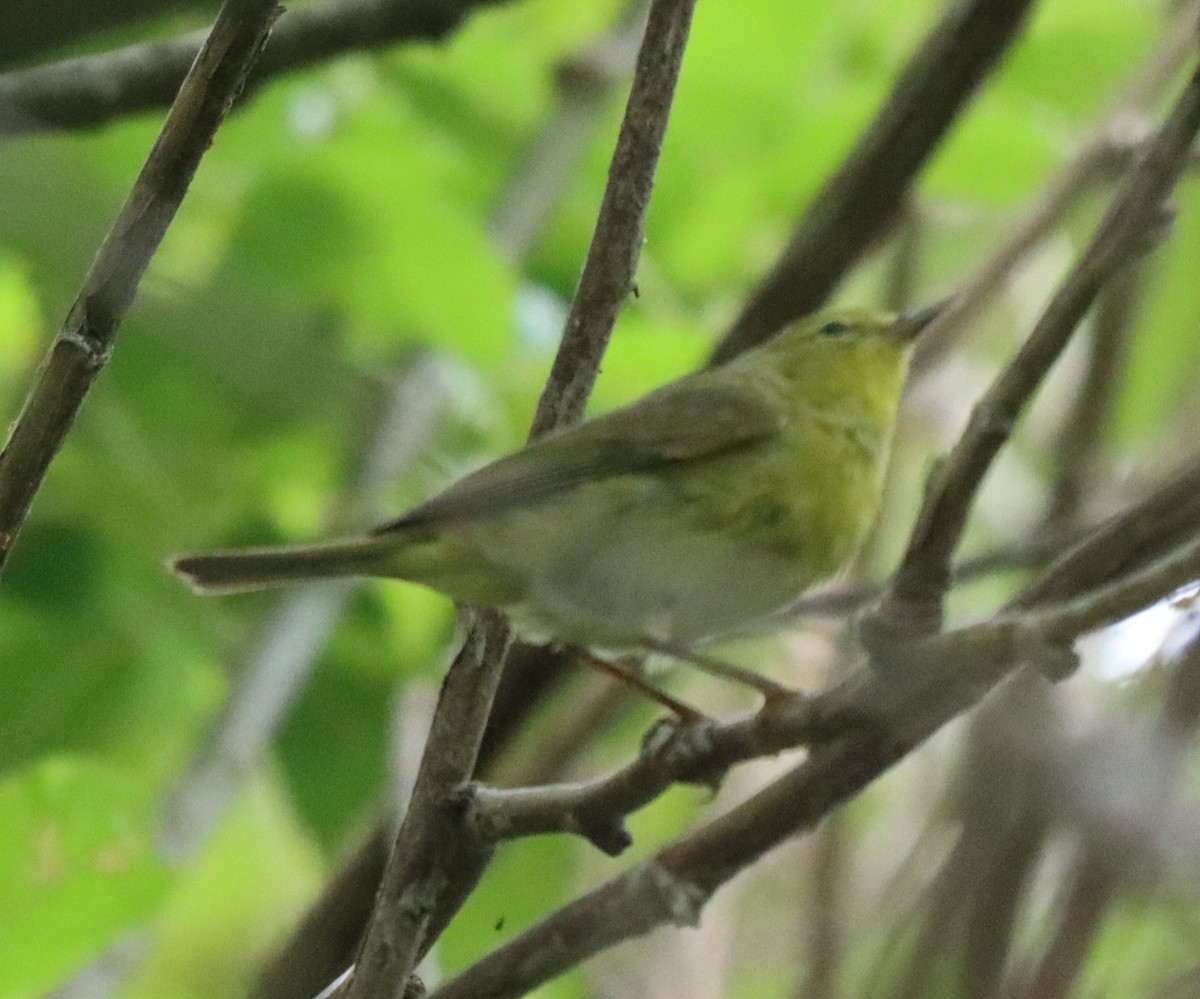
(171, 536, 400, 595)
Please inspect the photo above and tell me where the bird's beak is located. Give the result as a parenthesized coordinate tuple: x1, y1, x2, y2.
(891, 297, 951, 343)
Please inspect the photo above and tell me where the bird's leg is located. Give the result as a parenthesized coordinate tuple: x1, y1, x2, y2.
(641, 637, 795, 702)
(571, 648, 707, 724)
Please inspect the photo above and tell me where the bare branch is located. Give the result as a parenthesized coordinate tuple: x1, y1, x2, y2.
(1011, 534, 1200, 658)
(489, 0, 649, 263)
(1044, 261, 1142, 526)
(2, 0, 216, 70)
(525, 1, 694, 439)
(0, 0, 510, 136)
(251, 826, 392, 999)
(709, 0, 1038, 365)
(785, 524, 1084, 620)
(909, 122, 1134, 379)
(0, 0, 279, 578)
(1009, 456, 1200, 612)
(872, 57, 1200, 644)
(340, 2, 699, 995)
(911, 0, 1200, 374)
(462, 692, 820, 855)
(428, 723, 912, 999)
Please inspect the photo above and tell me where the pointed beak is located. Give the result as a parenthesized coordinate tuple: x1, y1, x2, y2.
(891, 297, 951, 343)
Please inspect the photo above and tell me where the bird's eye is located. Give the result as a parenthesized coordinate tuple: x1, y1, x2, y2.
(819, 320, 850, 337)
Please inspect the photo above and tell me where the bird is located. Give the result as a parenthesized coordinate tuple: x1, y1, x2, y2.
(172, 305, 938, 696)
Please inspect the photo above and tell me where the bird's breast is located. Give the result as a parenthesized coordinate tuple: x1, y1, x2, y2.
(688, 411, 890, 579)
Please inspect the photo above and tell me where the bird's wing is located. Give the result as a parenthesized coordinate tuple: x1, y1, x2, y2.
(374, 374, 783, 532)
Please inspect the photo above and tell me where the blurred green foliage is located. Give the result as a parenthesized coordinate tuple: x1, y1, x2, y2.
(1, 0, 1198, 997)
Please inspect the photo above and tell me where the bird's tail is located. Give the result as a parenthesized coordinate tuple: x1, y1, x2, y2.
(171, 536, 400, 595)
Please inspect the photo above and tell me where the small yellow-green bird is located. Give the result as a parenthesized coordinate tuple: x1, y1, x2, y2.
(173, 306, 936, 677)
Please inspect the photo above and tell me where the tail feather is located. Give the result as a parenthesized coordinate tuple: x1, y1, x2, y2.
(171, 537, 397, 595)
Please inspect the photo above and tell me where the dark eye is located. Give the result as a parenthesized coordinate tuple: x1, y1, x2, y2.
(819, 320, 850, 337)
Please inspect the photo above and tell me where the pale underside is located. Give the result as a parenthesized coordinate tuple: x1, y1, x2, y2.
(458, 475, 824, 648)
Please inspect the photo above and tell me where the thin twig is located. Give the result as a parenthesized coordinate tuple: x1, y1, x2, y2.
(872, 57, 1200, 644)
(785, 524, 1084, 620)
(488, 0, 649, 262)
(1009, 456, 1200, 612)
(709, 0, 1037, 365)
(909, 129, 1128, 378)
(1044, 261, 1142, 526)
(0, 0, 509, 135)
(0, 0, 280, 579)
(463, 693, 817, 855)
(339, 2, 698, 995)
(910, 0, 1200, 375)
(997, 532, 1200, 645)
(525, 0, 694, 439)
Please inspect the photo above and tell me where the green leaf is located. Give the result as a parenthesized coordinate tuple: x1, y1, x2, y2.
(0, 757, 170, 998)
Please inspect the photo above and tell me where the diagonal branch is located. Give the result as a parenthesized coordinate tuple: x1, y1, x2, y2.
(0, 0, 280, 580)
(1010, 454, 1200, 613)
(871, 55, 1200, 644)
(339, 1, 699, 996)
(709, 0, 1038, 365)
(0, 0, 510, 136)
(910, 0, 1200, 375)
(1042, 261, 1142, 527)
(488, 0, 649, 263)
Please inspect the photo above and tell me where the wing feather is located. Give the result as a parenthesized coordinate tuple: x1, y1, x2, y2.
(374, 373, 782, 533)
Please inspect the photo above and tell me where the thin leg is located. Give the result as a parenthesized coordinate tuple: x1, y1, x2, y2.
(573, 649, 707, 724)
(642, 637, 795, 701)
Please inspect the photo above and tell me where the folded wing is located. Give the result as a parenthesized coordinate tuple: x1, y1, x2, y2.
(374, 373, 783, 533)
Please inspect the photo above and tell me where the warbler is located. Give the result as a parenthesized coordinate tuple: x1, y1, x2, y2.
(173, 306, 936, 667)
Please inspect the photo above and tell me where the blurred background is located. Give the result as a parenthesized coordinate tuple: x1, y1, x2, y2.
(2, 1, 1200, 997)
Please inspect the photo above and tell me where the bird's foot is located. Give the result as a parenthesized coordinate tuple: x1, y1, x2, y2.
(641, 637, 797, 705)
(573, 649, 707, 725)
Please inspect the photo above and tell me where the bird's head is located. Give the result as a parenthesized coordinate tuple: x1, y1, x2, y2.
(752, 301, 945, 417)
